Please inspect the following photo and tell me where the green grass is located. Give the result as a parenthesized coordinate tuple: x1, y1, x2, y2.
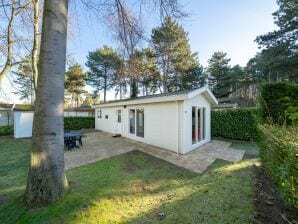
(0, 137, 257, 224)
(230, 140, 259, 152)
(214, 137, 260, 155)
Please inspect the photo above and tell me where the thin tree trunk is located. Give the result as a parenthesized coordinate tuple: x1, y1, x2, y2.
(76, 94, 79, 108)
(0, 0, 16, 85)
(0, 0, 28, 85)
(25, 0, 69, 207)
(31, 0, 40, 95)
(104, 67, 107, 102)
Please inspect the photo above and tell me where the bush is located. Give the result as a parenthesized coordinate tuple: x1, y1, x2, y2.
(0, 125, 13, 136)
(64, 117, 95, 130)
(258, 125, 298, 208)
(211, 108, 260, 140)
(260, 82, 298, 125)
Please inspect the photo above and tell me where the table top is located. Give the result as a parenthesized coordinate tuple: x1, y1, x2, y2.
(64, 132, 82, 138)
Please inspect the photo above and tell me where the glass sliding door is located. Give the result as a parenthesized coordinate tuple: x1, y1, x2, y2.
(197, 108, 202, 141)
(202, 108, 206, 140)
(129, 109, 135, 134)
(192, 107, 206, 145)
(136, 109, 144, 137)
(192, 107, 196, 144)
(129, 108, 145, 138)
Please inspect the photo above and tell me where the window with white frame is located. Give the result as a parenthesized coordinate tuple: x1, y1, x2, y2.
(117, 109, 121, 123)
(192, 107, 206, 144)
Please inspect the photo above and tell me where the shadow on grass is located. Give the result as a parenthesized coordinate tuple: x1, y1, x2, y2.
(0, 140, 257, 224)
(1, 149, 195, 223)
(125, 159, 256, 224)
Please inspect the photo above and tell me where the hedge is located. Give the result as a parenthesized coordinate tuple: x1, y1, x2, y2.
(64, 117, 95, 130)
(258, 125, 298, 208)
(0, 125, 13, 136)
(260, 82, 298, 126)
(211, 108, 260, 140)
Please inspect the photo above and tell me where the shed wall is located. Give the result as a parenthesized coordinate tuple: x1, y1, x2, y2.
(95, 101, 183, 153)
(183, 94, 211, 154)
(14, 111, 34, 138)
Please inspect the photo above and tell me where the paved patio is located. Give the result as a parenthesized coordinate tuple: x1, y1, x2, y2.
(65, 131, 245, 173)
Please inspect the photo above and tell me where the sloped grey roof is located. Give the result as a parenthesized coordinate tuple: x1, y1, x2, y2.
(93, 86, 218, 108)
(99, 89, 194, 105)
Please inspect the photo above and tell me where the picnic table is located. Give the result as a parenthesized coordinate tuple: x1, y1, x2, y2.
(64, 129, 83, 150)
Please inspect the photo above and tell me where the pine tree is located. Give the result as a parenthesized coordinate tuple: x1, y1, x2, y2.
(151, 17, 199, 93)
(12, 58, 35, 104)
(86, 46, 121, 102)
(207, 52, 231, 98)
(65, 63, 87, 108)
(140, 48, 160, 95)
(255, 0, 298, 82)
(82, 92, 101, 106)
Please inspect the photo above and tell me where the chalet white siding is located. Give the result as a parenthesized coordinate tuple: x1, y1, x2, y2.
(94, 87, 217, 154)
(95, 107, 122, 134)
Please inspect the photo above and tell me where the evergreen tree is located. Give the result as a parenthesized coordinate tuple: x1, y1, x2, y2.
(140, 48, 160, 95)
(114, 58, 128, 100)
(82, 92, 101, 106)
(86, 46, 121, 102)
(181, 65, 207, 91)
(207, 52, 231, 98)
(151, 17, 199, 93)
(128, 49, 145, 97)
(255, 0, 298, 82)
(65, 63, 86, 108)
(12, 58, 35, 104)
(228, 65, 245, 97)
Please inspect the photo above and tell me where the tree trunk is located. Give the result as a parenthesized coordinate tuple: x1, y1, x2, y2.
(76, 93, 79, 108)
(0, 0, 16, 85)
(130, 77, 138, 97)
(104, 67, 107, 102)
(25, 0, 69, 207)
(31, 0, 40, 96)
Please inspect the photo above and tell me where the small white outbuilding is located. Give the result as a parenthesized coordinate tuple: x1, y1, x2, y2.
(14, 110, 34, 138)
(93, 86, 218, 154)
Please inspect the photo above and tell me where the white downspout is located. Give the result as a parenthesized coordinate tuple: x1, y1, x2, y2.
(176, 101, 179, 155)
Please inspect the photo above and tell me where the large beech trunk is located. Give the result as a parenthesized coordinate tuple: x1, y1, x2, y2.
(25, 0, 69, 207)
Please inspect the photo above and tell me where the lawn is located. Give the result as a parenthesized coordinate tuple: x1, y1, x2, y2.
(214, 137, 260, 156)
(0, 136, 257, 224)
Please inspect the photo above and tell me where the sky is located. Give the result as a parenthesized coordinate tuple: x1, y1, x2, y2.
(1, 0, 278, 103)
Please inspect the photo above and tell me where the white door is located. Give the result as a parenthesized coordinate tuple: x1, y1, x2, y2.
(115, 108, 123, 135)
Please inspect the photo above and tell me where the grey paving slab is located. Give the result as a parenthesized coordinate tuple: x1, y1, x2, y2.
(64, 132, 245, 173)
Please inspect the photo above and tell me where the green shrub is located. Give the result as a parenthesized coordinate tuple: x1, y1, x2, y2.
(211, 108, 260, 140)
(258, 125, 298, 208)
(64, 117, 95, 130)
(260, 82, 298, 125)
(0, 125, 13, 136)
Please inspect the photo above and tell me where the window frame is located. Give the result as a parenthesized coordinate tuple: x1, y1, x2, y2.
(191, 106, 206, 145)
(117, 109, 122, 123)
(97, 110, 102, 118)
(128, 107, 145, 138)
